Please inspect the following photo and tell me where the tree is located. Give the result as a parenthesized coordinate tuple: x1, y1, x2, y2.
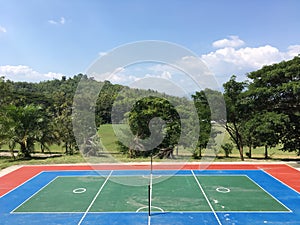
(126, 96, 181, 158)
(0, 77, 12, 150)
(223, 76, 248, 161)
(246, 56, 300, 155)
(0, 105, 56, 158)
(244, 112, 289, 159)
(0, 77, 12, 107)
(221, 143, 233, 158)
(192, 91, 213, 158)
(52, 91, 78, 155)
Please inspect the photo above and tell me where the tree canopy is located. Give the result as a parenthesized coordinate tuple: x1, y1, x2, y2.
(0, 55, 299, 160)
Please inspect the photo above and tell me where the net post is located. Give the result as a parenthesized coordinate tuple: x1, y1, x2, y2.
(150, 152, 153, 176)
(148, 151, 153, 217)
(148, 184, 151, 216)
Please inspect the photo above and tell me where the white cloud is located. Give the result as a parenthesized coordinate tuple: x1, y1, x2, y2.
(286, 45, 300, 58)
(60, 17, 66, 25)
(161, 71, 172, 79)
(90, 40, 300, 94)
(0, 65, 64, 82)
(98, 52, 108, 57)
(0, 25, 7, 33)
(212, 35, 245, 49)
(201, 41, 300, 84)
(48, 17, 66, 25)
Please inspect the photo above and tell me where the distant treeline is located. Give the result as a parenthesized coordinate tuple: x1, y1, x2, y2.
(0, 55, 299, 160)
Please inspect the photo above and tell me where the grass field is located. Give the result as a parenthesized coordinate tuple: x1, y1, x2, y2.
(1, 124, 299, 170)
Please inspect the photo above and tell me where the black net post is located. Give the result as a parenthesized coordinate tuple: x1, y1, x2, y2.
(148, 184, 151, 216)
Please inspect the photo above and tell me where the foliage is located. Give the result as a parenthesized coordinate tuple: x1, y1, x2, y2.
(221, 143, 233, 157)
(246, 56, 300, 155)
(0, 104, 57, 158)
(1, 54, 300, 162)
(223, 75, 248, 161)
(192, 90, 220, 159)
(126, 96, 181, 158)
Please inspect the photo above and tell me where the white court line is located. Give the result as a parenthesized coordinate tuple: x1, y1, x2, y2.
(191, 170, 222, 225)
(260, 168, 300, 195)
(148, 172, 153, 225)
(245, 175, 292, 212)
(1, 171, 44, 199)
(11, 176, 59, 213)
(148, 214, 151, 225)
(77, 170, 113, 225)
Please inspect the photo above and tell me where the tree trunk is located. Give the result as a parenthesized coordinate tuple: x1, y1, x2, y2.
(239, 145, 244, 161)
(234, 122, 244, 161)
(10, 149, 16, 160)
(155, 147, 174, 159)
(20, 142, 31, 158)
(265, 145, 268, 159)
(248, 146, 252, 158)
(65, 142, 68, 154)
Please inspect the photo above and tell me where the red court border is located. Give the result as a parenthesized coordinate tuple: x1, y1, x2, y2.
(1, 163, 300, 197)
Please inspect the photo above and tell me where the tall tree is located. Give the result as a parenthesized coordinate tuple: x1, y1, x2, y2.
(247, 56, 300, 155)
(192, 90, 213, 158)
(52, 91, 78, 155)
(223, 76, 248, 161)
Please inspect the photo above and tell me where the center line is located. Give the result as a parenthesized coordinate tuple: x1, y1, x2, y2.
(77, 170, 113, 225)
(191, 170, 222, 225)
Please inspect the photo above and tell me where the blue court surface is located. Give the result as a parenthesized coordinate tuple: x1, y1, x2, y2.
(1, 169, 300, 225)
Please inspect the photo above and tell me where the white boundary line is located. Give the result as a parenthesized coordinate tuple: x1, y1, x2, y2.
(191, 170, 222, 225)
(77, 170, 113, 225)
(0, 165, 23, 177)
(260, 168, 300, 195)
(148, 212, 151, 225)
(245, 175, 292, 212)
(0, 170, 44, 199)
(7, 172, 295, 215)
(11, 175, 59, 213)
(12, 209, 293, 214)
(195, 174, 292, 213)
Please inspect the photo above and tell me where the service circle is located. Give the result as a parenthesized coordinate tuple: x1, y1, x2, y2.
(216, 187, 230, 193)
(73, 188, 87, 194)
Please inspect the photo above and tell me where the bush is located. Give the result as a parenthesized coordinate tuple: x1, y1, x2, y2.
(221, 143, 233, 157)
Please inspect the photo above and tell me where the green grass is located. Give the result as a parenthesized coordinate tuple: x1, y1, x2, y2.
(99, 124, 120, 152)
(0, 154, 86, 170)
(1, 123, 299, 171)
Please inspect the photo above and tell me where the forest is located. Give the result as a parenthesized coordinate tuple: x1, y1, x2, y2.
(0, 56, 299, 161)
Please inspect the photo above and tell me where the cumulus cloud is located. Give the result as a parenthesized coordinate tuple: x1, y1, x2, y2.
(286, 45, 300, 58)
(0, 65, 64, 82)
(212, 35, 245, 49)
(48, 17, 66, 25)
(0, 25, 7, 33)
(92, 38, 300, 94)
(201, 37, 300, 84)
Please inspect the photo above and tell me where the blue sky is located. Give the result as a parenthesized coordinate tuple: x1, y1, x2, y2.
(1, 0, 300, 87)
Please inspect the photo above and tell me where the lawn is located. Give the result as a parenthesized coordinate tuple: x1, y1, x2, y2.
(1, 123, 299, 170)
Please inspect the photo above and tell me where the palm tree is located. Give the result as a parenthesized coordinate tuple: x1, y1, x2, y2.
(0, 104, 58, 158)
